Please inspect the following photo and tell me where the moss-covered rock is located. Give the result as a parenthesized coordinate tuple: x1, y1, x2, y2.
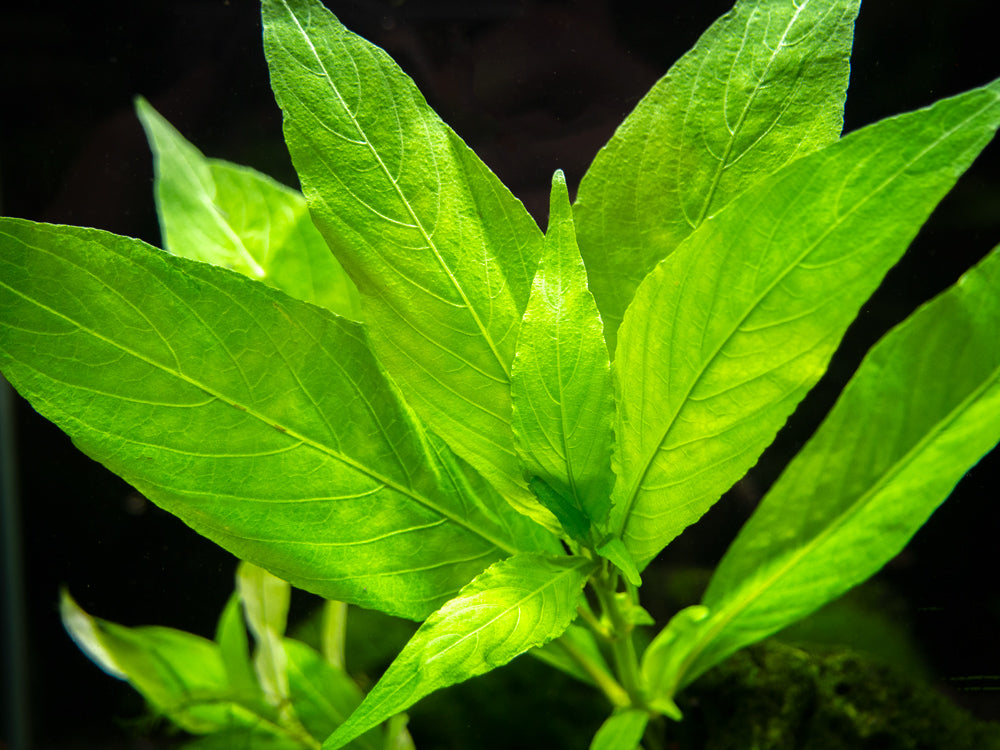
(664, 641, 1000, 750)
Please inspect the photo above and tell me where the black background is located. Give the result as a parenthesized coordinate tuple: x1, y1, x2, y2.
(2, 1, 999, 748)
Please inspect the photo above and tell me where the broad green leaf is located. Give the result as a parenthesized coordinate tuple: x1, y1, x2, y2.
(284, 638, 381, 750)
(612, 79, 1000, 570)
(324, 554, 595, 749)
(0, 219, 549, 620)
(589, 709, 649, 750)
(60, 590, 285, 737)
(136, 97, 360, 317)
(575, 0, 859, 351)
(651, 243, 1000, 697)
(511, 170, 614, 535)
(215, 593, 263, 703)
(262, 0, 556, 530)
(237, 561, 292, 708)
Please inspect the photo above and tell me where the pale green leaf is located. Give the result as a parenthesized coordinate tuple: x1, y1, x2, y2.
(383, 715, 415, 750)
(262, 0, 556, 530)
(320, 600, 349, 670)
(575, 0, 859, 352)
(511, 170, 614, 535)
(283, 639, 380, 750)
(323, 554, 595, 749)
(640, 605, 710, 719)
(653, 243, 1000, 696)
(215, 593, 263, 703)
(237, 561, 292, 707)
(0, 219, 549, 620)
(589, 709, 649, 750)
(60, 590, 283, 737)
(136, 97, 360, 317)
(612, 79, 1000, 570)
(575, 0, 859, 351)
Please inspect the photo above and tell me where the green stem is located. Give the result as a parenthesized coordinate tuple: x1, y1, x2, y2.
(553, 634, 630, 708)
(590, 572, 646, 709)
(576, 599, 609, 638)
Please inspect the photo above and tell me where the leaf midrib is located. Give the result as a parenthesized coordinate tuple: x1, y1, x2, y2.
(669, 356, 1000, 695)
(0, 259, 517, 556)
(347, 557, 588, 731)
(685, 0, 811, 230)
(277, 0, 513, 382)
(616, 93, 998, 548)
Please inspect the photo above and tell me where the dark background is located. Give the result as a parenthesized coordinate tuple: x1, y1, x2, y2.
(2, 1, 999, 748)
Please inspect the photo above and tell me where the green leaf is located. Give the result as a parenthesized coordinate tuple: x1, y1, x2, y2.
(652, 242, 1000, 697)
(0, 219, 549, 620)
(528, 476, 591, 544)
(284, 639, 380, 750)
(215, 593, 263, 703)
(135, 97, 360, 317)
(182, 732, 302, 750)
(60, 590, 283, 737)
(324, 554, 595, 749)
(595, 537, 641, 587)
(511, 170, 615, 535)
(574, 0, 860, 351)
(262, 0, 555, 529)
(237, 561, 292, 707)
(589, 709, 649, 750)
(640, 605, 710, 719)
(611, 78, 1000, 570)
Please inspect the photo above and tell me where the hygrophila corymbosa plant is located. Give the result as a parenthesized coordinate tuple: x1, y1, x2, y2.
(3, 0, 1000, 747)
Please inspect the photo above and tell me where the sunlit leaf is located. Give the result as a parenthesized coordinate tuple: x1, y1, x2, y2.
(0, 220, 549, 620)
(511, 170, 614, 537)
(575, 0, 860, 350)
(650, 243, 1000, 697)
(262, 0, 556, 529)
(324, 554, 594, 749)
(612, 78, 1000, 570)
(136, 96, 360, 317)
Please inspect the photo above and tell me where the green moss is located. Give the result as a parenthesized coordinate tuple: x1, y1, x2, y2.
(665, 641, 1000, 750)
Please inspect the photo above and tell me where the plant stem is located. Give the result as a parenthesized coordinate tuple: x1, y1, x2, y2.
(553, 634, 630, 708)
(590, 572, 647, 709)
